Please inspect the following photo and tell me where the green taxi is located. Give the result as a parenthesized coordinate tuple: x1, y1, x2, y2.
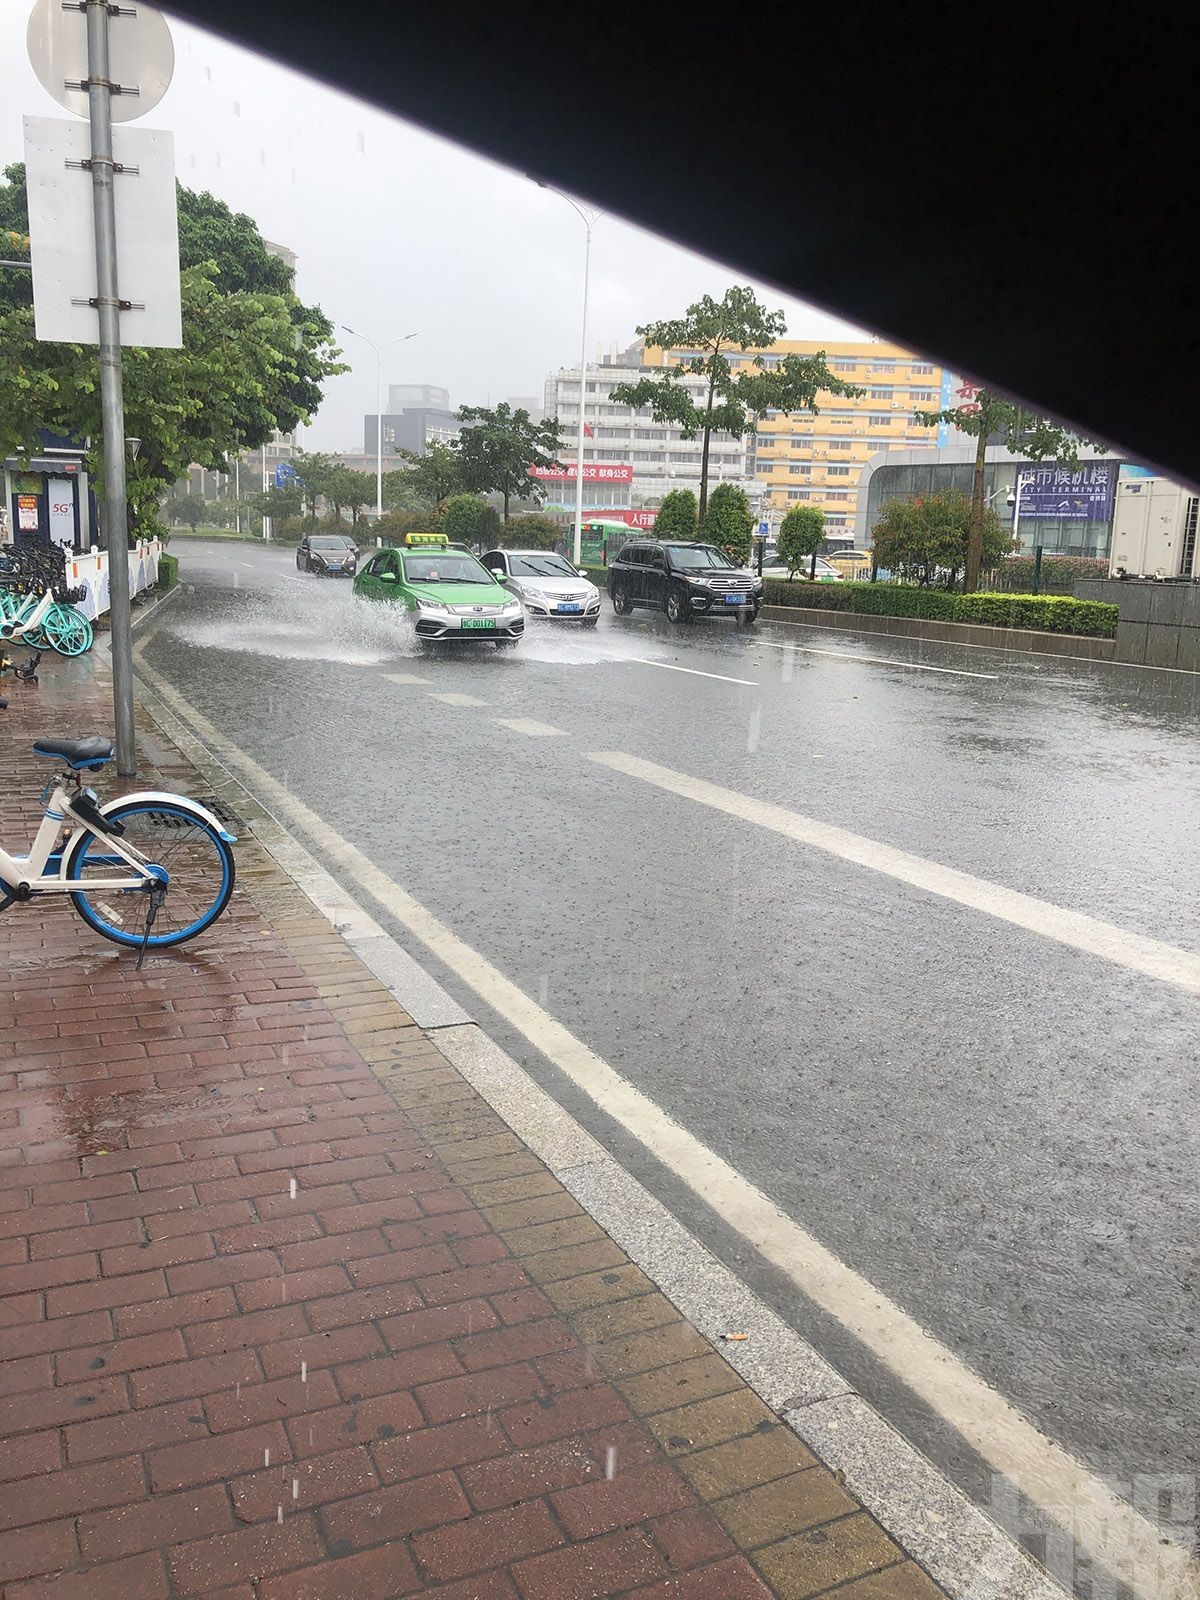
(353, 532, 525, 644)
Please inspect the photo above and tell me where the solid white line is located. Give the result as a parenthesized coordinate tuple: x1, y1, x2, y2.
(757, 639, 999, 679)
(494, 718, 567, 737)
(427, 691, 488, 707)
(627, 657, 758, 687)
(590, 750, 1200, 997)
(123, 671, 1198, 1599)
(763, 614, 1200, 676)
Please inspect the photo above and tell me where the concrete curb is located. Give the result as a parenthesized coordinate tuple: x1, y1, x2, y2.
(128, 638, 1071, 1600)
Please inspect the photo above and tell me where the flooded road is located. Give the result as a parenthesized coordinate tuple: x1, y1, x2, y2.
(141, 538, 1200, 1529)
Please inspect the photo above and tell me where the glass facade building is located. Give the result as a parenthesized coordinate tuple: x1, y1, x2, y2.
(857, 447, 1122, 559)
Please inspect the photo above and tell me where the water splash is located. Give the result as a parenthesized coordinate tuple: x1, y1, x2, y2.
(170, 581, 422, 666)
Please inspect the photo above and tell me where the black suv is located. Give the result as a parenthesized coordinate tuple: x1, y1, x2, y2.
(607, 541, 763, 624)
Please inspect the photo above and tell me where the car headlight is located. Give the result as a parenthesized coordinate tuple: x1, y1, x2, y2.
(418, 598, 449, 613)
(502, 598, 522, 614)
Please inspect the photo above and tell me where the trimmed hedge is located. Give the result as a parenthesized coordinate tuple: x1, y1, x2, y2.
(157, 552, 179, 590)
(759, 579, 1118, 638)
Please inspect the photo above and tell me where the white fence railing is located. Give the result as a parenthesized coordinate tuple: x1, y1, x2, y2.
(66, 540, 162, 621)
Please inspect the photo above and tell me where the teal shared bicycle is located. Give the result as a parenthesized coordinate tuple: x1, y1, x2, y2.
(0, 586, 94, 656)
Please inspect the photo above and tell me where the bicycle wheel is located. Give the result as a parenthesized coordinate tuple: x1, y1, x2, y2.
(41, 604, 91, 656)
(66, 799, 235, 948)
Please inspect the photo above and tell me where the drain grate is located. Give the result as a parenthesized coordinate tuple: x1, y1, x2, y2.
(196, 796, 249, 831)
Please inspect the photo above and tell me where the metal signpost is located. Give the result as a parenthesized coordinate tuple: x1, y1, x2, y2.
(25, 0, 178, 777)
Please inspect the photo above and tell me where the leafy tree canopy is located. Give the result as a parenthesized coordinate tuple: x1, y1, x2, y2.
(777, 504, 826, 578)
(610, 286, 863, 515)
(0, 165, 343, 534)
(872, 489, 1013, 589)
(455, 402, 565, 522)
(654, 488, 698, 541)
(700, 482, 753, 565)
(443, 494, 502, 547)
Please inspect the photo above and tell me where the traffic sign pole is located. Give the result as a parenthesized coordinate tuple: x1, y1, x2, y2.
(86, 0, 136, 776)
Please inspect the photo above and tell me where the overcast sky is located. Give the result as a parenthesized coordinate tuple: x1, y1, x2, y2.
(2, 6, 870, 450)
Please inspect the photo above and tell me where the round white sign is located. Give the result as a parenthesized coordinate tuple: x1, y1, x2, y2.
(26, 0, 174, 123)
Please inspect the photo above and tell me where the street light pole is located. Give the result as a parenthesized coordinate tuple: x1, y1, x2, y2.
(85, 0, 135, 776)
(340, 326, 417, 520)
(539, 185, 600, 567)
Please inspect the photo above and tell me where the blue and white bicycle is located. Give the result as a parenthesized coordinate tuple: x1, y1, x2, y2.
(1, 661, 236, 962)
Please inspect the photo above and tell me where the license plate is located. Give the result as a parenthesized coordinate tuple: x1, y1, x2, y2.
(461, 619, 496, 630)
(723, 593, 744, 604)
(557, 603, 582, 613)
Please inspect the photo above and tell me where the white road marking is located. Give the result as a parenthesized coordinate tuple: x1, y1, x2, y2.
(239, 561, 254, 568)
(494, 718, 567, 737)
(590, 750, 1200, 998)
(427, 691, 489, 707)
(383, 672, 433, 686)
(627, 657, 758, 687)
(757, 639, 999, 680)
(132, 667, 1196, 1595)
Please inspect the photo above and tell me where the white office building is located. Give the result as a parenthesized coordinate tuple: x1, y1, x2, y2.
(542, 342, 763, 521)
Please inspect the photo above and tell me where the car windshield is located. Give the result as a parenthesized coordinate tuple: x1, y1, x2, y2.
(41, 24, 1182, 1599)
(402, 554, 493, 583)
(663, 544, 728, 568)
(508, 554, 576, 578)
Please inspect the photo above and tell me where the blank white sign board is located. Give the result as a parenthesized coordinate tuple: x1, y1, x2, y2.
(24, 115, 182, 347)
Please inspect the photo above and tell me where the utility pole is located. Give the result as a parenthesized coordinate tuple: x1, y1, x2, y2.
(86, 0, 135, 776)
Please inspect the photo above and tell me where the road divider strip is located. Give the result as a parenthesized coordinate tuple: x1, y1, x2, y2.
(127, 645, 1194, 1596)
(493, 717, 567, 737)
(590, 750, 1200, 998)
(627, 657, 759, 687)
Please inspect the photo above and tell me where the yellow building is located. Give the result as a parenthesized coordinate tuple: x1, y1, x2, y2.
(649, 339, 952, 542)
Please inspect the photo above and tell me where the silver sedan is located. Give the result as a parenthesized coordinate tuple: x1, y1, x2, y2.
(481, 549, 601, 624)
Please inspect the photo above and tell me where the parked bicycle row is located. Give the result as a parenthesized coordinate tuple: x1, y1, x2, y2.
(0, 546, 94, 655)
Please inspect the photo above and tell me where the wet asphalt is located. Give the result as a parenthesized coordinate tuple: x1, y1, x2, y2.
(139, 538, 1200, 1522)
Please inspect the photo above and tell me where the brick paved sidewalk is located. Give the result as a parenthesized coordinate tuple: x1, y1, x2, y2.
(0, 647, 947, 1599)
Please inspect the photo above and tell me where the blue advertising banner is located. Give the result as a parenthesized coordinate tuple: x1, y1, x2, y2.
(1016, 460, 1115, 521)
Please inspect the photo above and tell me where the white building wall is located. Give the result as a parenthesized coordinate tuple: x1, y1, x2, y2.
(543, 364, 763, 512)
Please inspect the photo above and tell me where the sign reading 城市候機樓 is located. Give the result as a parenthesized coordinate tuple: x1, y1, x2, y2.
(1016, 461, 1116, 521)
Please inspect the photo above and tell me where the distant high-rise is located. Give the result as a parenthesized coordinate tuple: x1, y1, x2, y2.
(387, 384, 450, 413)
(366, 384, 459, 458)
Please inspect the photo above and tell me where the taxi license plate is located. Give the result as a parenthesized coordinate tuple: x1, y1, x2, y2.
(461, 619, 495, 630)
(724, 593, 744, 604)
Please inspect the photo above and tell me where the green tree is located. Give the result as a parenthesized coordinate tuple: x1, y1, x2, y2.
(290, 451, 340, 525)
(332, 466, 374, 527)
(443, 494, 502, 548)
(500, 512, 561, 550)
(455, 402, 565, 523)
(163, 493, 204, 530)
(777, 505, 826, 579)
(872, 490, 1013, 589)
(248, 483, 303, 523)
(700, 483, 753, 565)
(653, 488, 698, 541)
(610, 287, 863, 517)
(373, 507, 445, 542)
(0, 165, 343, 534)
(915, 382, 1104, 592)
(382, 442, 464, 510)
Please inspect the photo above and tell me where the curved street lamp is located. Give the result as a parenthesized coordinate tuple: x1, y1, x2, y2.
(537, 184, 601, 566)
(340, 325, 419, 519)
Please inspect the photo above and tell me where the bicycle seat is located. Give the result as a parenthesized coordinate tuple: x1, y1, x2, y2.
(32, 736, 114, 770)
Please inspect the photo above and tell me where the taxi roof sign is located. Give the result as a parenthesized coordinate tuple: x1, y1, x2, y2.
(403, 531, 449, 547)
